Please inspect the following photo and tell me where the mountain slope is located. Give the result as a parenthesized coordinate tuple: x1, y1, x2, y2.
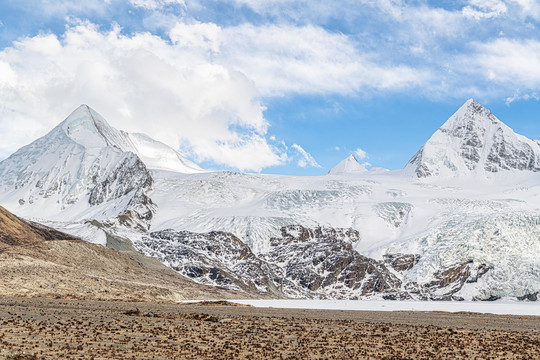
(0, 205, 245, 301)
(0, 206, 78, 247)
(405, 99, 540, 178)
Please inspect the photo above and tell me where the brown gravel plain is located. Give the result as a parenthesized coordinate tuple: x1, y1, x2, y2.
(0, 296, 538, 360)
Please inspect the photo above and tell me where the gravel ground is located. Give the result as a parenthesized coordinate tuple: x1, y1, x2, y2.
(0, 296, 538, 359)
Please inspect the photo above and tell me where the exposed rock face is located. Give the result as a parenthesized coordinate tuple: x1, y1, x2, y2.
(276, 225, 361, 244)
(137, 229, 280, 295)
(133, 223, 529, 301)
(133, 225, 408, 299)
(406, 99, 540, 178)
(89, 153, 152, 206)
(404, 261, 494, 301)
(262, 225, 404, 299)
(88, 152, 156, 230)
(383, 254, 420, 272)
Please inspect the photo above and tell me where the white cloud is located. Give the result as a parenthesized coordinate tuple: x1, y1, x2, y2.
(0, 22, 283, 171)
(505, 92, 540, 105)
(169, 22, 429, 97)
(291, 144, 321, 168)
(510, 0, 540, 19)
(467, 38, 540, 88)
(131, 0, 185, 10)
(463, 0, 508, 19)
(354, 148, 368, 160)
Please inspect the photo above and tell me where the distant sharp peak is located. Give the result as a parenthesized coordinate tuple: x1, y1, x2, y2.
(405, 99, 540, 178)
(328, 154, 368, 175)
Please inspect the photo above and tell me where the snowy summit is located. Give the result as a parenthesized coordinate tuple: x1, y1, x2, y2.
(405, 99, 540, 178)
(328, 154, 367, 175)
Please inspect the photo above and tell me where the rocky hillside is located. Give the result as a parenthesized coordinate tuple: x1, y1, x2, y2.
(0, 206, 78, 247)
(0, 206, 245, 301)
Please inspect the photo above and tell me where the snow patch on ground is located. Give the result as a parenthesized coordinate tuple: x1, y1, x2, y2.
(224, 299, 540, 316)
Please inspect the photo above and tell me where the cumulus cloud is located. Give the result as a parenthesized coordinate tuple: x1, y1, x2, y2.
(0, 17, 434, 169)
(0, 22, 283, 170)
(466, 38, 540, 88)
(169, 22, 428, 97)
(291, 144, 321, 168)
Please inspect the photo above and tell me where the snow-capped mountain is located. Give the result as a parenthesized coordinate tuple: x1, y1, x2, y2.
(0, 105, 202, 233)
(327, 154, 367, 175)
(0, 100, 538, 302)
(405, 99, 540, 178)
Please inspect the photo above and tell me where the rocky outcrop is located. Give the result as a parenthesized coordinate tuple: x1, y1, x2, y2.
(133, 225, 408, 299)
(89, 153, 152, 205)
(383, 253, 420, 272)
(407, 261, 494, 301)
(262, 225, 405, 299)
(137, 229, 281, 295)
(89, 152, 156, 231)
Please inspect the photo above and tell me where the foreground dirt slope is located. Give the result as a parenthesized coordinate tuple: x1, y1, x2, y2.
(0, 206, 78, 246)
(0, 206, 243, 301)
(0, 296, 538, 360)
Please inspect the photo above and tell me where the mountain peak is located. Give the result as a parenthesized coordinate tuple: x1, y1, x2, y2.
(328, 154, 367, 175)
(60, 104, 126, 150)
(440, 98, 500, 133)
(405, 99, 540, 178)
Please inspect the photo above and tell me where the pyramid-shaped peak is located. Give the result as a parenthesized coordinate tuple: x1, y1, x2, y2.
(60, 105, 127, 150)
(441, 99, 500, 132)
(405, 99, 540, 178)
(328, 154, 368, 175)
(63, 104, 112, 131)
(56, 105, 204, 173)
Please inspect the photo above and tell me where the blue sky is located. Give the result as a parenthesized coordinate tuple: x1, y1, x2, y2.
(0, 0, 539, 175)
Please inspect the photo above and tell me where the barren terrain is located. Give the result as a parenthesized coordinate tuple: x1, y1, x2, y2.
(0, 205, 248, 302)
(0, 296, 538, 359)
